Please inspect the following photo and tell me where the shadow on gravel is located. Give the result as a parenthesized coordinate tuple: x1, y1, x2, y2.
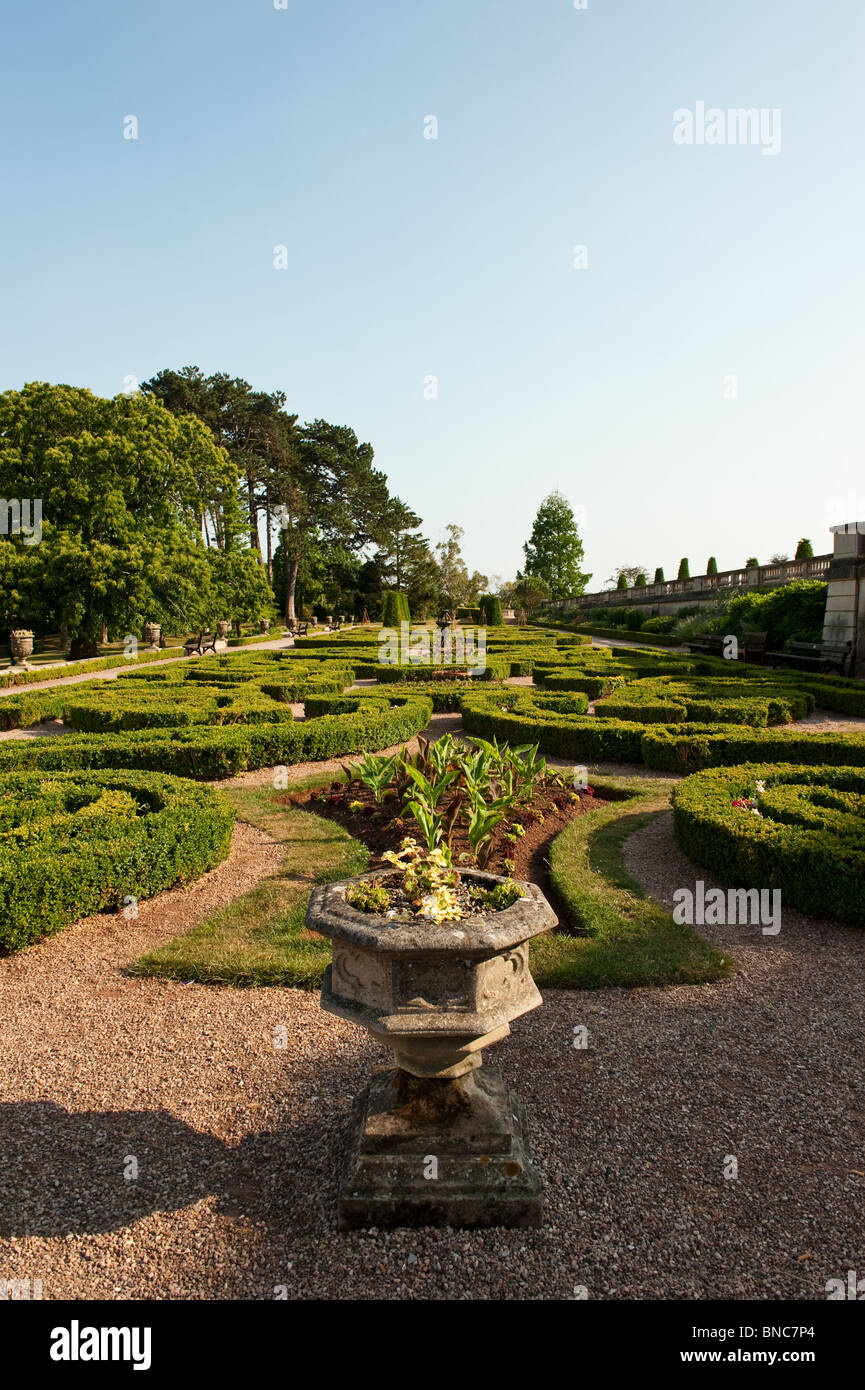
(0, 1089, 356, 1239)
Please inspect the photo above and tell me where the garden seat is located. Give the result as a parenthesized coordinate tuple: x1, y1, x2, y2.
(742, 630, 769, 664)
(184, 632, 217, 657)
(766, 639, 852, 676)
(684, 634, 727, 657)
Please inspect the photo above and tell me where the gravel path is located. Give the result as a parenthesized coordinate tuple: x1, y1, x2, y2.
(2, 781, 862, 1298)
(2, 655, 864, 1300)
(0, 635, 297, 699)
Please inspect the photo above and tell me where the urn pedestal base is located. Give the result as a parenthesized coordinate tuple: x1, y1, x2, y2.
(338, 1066, 542, 1231)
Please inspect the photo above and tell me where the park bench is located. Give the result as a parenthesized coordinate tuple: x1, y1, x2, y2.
(766, 639, 853, 676)
(330, 620, 342, 632)
(295, 622, 309, 637)
(742, 631, 769, 664)
(684, 634, 727, 657)
(184, 632, 217, 657)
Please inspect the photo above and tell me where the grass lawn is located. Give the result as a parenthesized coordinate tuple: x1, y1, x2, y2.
(131, 785, 368, 987)
(133, 777, 731, 992)
(532, 776, 734, 989)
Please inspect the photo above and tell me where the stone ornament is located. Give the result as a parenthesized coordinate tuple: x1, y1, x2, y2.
(307, 868, 556, 1230)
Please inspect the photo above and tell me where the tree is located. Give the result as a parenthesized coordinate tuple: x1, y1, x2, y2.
(435, 524, 487, 609)
(634, 572, 647, 587)
(654, 567, 665, 584)
(746, 556, 759, 568)
(522, 492, 590, 601)
(795, 538, 814, 559)
(616, 573, 628, 590)
(208, 548, 273, 633)
(141, 366, 288, 560)
(477, 593, 504, 625)
(273, 419, 390, 622)
(607, 565, 648, 589)
(0, 382, 235, 655)
(769, 552, 789, 564)
(706, 556, 718, 576)
(510, 574, 551, 613)
(677, 558, 690, 581)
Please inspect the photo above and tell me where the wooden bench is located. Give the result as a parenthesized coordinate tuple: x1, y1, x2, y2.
(684, 634, 727, 657)
(742, 631, 769, 664)
(295, 622, 308, 638)
(766, 639, 853, 676)
(184, 632, 217, 656)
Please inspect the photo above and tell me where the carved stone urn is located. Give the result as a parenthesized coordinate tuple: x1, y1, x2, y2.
(306, 868, 556, 1231)
(142, 622, 161, 650)
(260, 617, 271, 634)
(216, 620, 230, 639)
(9, 629, 34, 663)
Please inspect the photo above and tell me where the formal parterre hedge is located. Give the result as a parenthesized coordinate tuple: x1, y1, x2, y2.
(672, 764, 865, 925)
(0, 770, 235, 952)
(459, 689, 865, 772)
(0, 695, 433, 779)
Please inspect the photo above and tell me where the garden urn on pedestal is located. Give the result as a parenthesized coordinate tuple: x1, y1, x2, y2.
(9, 630, 34, 664)
(260, 617, 271, 634)
(216, 620, 230, 639)
(143, 622, 161, 651)
(306, 868, 556, 1230)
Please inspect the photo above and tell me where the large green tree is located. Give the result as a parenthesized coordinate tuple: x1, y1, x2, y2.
(0, 382, 235, 654)
(522, 492, 590, 601)
(141, 366, 289, 563)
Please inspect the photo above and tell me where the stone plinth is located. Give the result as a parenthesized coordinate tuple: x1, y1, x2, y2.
(824, 523, 865, 677)
(307, 869, 556, 1230)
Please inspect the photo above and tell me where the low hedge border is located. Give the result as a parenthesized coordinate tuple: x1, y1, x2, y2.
(595, 677, 814, 727)
(460, 691, 645, 761)
(0, 696, 434, 780)
(642, 724, 865, 773)
(0, 770, 235, 952)
(672, 763, 865, 926)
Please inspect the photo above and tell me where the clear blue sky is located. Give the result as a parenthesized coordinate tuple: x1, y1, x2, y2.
(2, 0, 863, 589)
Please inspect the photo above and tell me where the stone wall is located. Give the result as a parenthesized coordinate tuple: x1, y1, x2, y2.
(823, 524, 865, 677)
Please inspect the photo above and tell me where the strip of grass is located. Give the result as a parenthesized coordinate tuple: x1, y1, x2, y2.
(530, 777, 734, 989)
(134, 778, 732, 992)
(131, 786, 368, 988)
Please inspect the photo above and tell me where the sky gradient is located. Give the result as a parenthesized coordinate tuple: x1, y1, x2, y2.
(2, 0, 863, 591)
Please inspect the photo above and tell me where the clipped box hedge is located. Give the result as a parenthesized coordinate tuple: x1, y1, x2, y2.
(460, 690, 642, 762)
(0, 770, 235, 952)
(595, 677, 814, 727)
(642, 723, 865, 773)
(0, 696, 433, 780)
(672, 763, 865, 925)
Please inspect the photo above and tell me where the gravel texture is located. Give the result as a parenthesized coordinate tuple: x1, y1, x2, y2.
(2, 789, 863, 1299)
(1, 655, 863, 1301)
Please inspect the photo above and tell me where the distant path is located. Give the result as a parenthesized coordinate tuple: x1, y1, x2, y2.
(0, 636, 296, 700)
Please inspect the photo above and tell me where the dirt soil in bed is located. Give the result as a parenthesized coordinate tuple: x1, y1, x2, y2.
(287, 778, 609, 934)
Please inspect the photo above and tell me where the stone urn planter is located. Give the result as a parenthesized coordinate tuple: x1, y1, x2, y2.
(216, 620, 230, 639)
(306, 868, 556, 1230)
(260, 617, 271, 634)
(143, 622, 161, 650)
(9, 629, 34, 663)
